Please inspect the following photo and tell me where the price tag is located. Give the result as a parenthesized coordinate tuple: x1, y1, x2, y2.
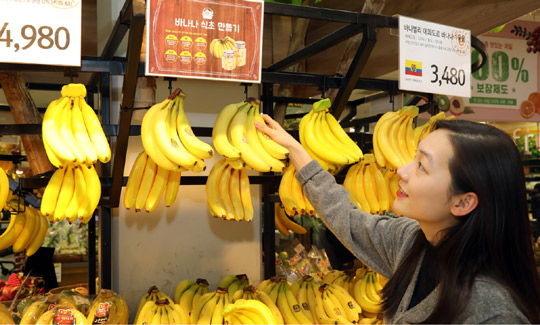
(399, 16, 471, 98)
(0, 0, 81, 66)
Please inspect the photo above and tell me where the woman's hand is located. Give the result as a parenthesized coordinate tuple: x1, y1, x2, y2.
(254, 114, 313, 171)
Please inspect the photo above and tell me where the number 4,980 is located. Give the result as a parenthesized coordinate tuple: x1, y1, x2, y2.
(0, 22, 70, 52)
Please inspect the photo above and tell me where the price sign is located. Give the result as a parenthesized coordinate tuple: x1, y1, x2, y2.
(399, 16, 471, 98)
(0, 0, 81, 66)
(146, 0, 264, 83)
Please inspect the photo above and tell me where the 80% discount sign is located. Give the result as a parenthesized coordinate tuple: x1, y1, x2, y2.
(0, 1, 81, 66)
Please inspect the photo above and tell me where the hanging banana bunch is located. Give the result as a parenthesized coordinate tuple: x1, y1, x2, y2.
(205, 158, 254, 221)
(212, 98, 289, 172)
(123, 151, 183, 212)
(278, 163, 315, 217)
(299, 98, 363, 173)
(141, 88, 214, 172)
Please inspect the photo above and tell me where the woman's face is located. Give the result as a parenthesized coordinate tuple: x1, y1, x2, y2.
(394, 129, 459, 238)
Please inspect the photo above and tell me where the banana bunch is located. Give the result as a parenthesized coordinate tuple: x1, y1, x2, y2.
(274, 202, 307, 237)
(173, 278, 209, 316)
(321, 270, 356, 292)
(224, 274, 251, 298)
(299, 98, 363, 172)
(229, 285, 284, 324)
(34, 304, 88, 325)
(0, 206, 49, 257)
(344, 154, 397, 215)
(40, 165, 101, 223)
(0, 167, 9, 212)
(86, 289, 129, 324)
(123, 151, 182, 212)
(223, 298, 278, 324)
(212, 99, 288, 172)
(279, 164, 315, 217)
(42, 83, 111, 167)
(20, 294, 79, 325)
(372, 105, 419, 170)
(352, 270, 383, 318)
(135, 298, 188, 325)
(209, 36, 236, 59)
(189, 287, 230, 324)
(206, 158, 254, 221)
(315, 283, 363, 324)
(141, 88, 213, 172)
(134, 286, 174, 322)
(413, 111, 454, 145)
(272, 278, 313, 325)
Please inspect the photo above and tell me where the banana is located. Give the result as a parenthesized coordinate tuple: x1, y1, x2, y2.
(254, 110, 289, 160)
(282, 281, 312, 324)
(43, 137, 64, 168)
(58, 98, 85, 164)
(219, 164, 237, 221)
(352, 275, 381, 314)
(230, 168, 245, 221)
(152, 97, 199, 169)
(327, 283, 362, 323)
(71, 97, 98, 165)
(213, 101, 247, 159)
(365, 272, 381, 302)
(275, 203, 307, 235)
(65, 166, 86, 223)
(317, 111, 358, 163)
(42, 97, 76, 163)
(206, 159, 228, 218)
(178, 281, 198, 316)
(0, 212, 24, 250)
(12, 206, 37, 253)
(370, 163, 389, 214)
(174, 279, 196, 304)
(343, 164, 362, 210)
(353, 164, 371, 213)
(230, 104, 273, 172)
(296, 281, 314, 323)
(290, 169, 307, 215)
(79, 165, 101, 223)
(303, 109, 349, 166)
(175, 92, 214, 160)
(245, 104, 286, 172)
(80, 98, 111, 163)
(321, 286, 349, 324)
(279, 164, 297, 216)
(324, 111, 363, 160)
(26, 211, 49, 256)
(135, 287, 158, 323)
(124, 151, 148, 210)
(389, 112, 409, 165)
(141, 97, 183, 171)
(197, 291, 220, 324)
(20, 300, 48, 325)
(322, 270, 345, 285)
(363, 164, 380, 214)
(375, 111, 402, 169)
(239, 169, 254, 222)
(54, 166, 75, 222)
(210, 292, 228, 325)
(135, 300, 156, 324)
(41, 168, 65, 217)
(298, 110, 331, 171)
(165, 170, 182, 207)
(256, 290, 284, 324)
(304, 280, 319, 322)
(191, 291, 216, 324)
(276, 282, 300, 325)
(135, 158, 157, 212)
(229, 299, 278, 324)
(219, 274, 239, 289)
(145, 165, 169, 212)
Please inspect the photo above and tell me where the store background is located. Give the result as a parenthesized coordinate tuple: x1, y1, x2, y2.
(0, 0, 539, 320)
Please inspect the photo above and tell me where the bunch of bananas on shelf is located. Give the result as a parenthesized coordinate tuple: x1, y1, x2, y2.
(259, 278, 315, 324)
(212, 99, 288, 172)
(124, 151, 182, 212)
(34, 304, 88, 325)
(227, 285, 284, 324)
(134, 286, 174, 322)
(372, 105, 419, 169)
(173, 278, 209, 316)
(141, 88, 213, 172)
(135, 298, 188, 325)
(413, 111, 453, 145)
(189, 287, 230, 324)
(87, 289, 129, 324)
(299, 98, 363, 172)
(320, 270, 356, 292)
(0, 206, 49, 257)
(278, 164, 315, 217)
(352, 270, 384, 319)
(274, 202, 307, 237)
(343, 154, 397, 215)
(205, 158, 254, 221)
(42, 83, 111, 167)
(210, 36, 236, 59)
(40, 165, 101, 223)
(219, 273, 251, 297)
(222, 298, 278, 324)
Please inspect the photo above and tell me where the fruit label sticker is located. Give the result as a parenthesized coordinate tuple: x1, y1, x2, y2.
(399, 16, 471, 98)
(0, 0, 81, 66)
(53, 309, 75, 325)
(92, 302, 110, 324)
(146, 0, 263, 83)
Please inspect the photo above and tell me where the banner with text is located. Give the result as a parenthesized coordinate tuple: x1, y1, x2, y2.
(146, 0, 263, 83)
(0, 0, 81, 66)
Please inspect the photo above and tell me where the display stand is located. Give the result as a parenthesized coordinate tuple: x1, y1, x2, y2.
(0, 0, 487, 289)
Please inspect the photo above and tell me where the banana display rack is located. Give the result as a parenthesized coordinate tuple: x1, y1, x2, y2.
(0, 0, 487, 292)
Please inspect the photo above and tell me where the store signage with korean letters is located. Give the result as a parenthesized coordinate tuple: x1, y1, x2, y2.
(399, 16, 471, 98)
(146, 0, 264, 83)
(0, 0, 81, 66)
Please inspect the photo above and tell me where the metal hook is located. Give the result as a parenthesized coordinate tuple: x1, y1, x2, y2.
(168, 79, 173, 95)
(241, 83, 252, 100)
(390, 94, 395, 111)
(321, 77, 327, 99)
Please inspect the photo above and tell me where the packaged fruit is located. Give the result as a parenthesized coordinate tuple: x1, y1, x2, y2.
(87, 289, 129, 324)
(34, 304, 87, 325)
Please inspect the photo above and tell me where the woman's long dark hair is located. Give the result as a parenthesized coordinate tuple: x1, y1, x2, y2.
(381, 119, 540, 323)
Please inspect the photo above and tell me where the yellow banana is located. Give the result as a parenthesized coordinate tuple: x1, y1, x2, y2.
(219, 164, 236, 220)
(175, 92, 214, 160)
(145, 165, 168, 212)
(230, 168, 245, 221)
(276, 282, 301, 324)
(71, 97, 98, 165)
(135, 158, 157, 212)
(353, 164, 371, 213)
(327, 284, 362, 323)
(197, 291, 220, 324)
(12, 208, 37, 253)
(206, 159, 228, 218)
(291, 170, 306, 215)
(124, 151, 148, 210)
(40, 168, 66, 217)
(59, 98, 85, 164)
(239, 169, 253, 222)
(279, 164, 297, 216)
(213, 101, 247, 159)
(0, 168, 8, 211)
(190, 291, 216, 324)
(376, 111, 403, 169)
(363, 164, 380, 214)
(26, 211, 49, 256)
(325, 111, 363, 160)
(370, 163, 389, 214)
(276, 203, 307, 235)
(318, 111, 358, 162)
(165, 170, 182, 207)
(256, 290, 284, 324)
(65, 166, 86, 224)
(42, 97, 76, 163)
(299, 110, 331, 171)
(254, 110, 289, 160)
(80, 98, 111, 163)
(296, 281, 314, 323)
(80, 165, 101, 223)
(43, 137, 64, 168)
(54, 166, 75, 222)
(321, 287, 349, 324)
(303, 111, 349, 165)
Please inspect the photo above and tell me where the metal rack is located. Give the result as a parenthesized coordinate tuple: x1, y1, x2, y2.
(0, 0, 487, 286)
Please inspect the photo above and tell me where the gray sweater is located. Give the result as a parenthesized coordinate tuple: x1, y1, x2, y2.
(296, 160, 529, 324)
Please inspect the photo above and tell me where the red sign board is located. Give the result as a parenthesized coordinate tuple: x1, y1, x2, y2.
(146, 0, 264, 83)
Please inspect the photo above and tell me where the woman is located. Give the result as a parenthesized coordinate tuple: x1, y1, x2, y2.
(255, 116, 540, 323)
